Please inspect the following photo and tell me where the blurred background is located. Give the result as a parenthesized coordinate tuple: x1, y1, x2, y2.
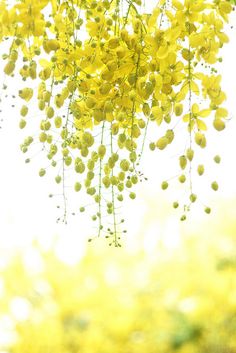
(1, 3, 236, 353)
(0, 201, 236, 353)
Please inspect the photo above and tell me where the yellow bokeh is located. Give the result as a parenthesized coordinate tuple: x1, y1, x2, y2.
(0, 197, 236, 353)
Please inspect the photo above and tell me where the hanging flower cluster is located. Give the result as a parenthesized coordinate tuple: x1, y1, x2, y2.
(0, 0, 234, 245)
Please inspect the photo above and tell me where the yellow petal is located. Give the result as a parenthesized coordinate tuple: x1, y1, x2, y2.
(215, 107, 228, 118)
(198, 109, 211, 118)
(191, 81, 200, 96)
(196, 118, 207, 131)
(147, 7, 160, 28)
(172, 0, 183, 10)
(39, 59, 52, 69)
(183, 113, 190, 122)
(192, 103, 199, 114)
(156, 42, 169, 59)
(152, 106, 162, 118)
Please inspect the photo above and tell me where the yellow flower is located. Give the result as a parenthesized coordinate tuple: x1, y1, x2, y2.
(183, 103, 211, 131)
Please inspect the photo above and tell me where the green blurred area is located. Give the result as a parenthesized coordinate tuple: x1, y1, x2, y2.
(0, 200, 236, 353)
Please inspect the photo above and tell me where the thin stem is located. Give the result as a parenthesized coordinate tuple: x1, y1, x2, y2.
(110, 125, 118, 246)
(187, 20, 193, 196)
(98, 121, 105, 237)
(62, 157, 67, 223)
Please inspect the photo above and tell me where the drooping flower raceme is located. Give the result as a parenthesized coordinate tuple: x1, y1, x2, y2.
(0, 0, 234, 245)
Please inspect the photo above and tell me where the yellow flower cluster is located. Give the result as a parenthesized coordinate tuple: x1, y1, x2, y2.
(0, 0, 233, 244)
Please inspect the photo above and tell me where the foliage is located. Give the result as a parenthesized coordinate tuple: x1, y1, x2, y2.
(0, 0, 234, 244)
(1, 205, 236, 352)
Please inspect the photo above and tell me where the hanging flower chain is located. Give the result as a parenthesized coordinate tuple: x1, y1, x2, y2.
(0, 0, 234, 246)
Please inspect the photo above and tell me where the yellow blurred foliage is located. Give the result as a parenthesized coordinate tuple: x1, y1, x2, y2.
(0, 200, 236, 353)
